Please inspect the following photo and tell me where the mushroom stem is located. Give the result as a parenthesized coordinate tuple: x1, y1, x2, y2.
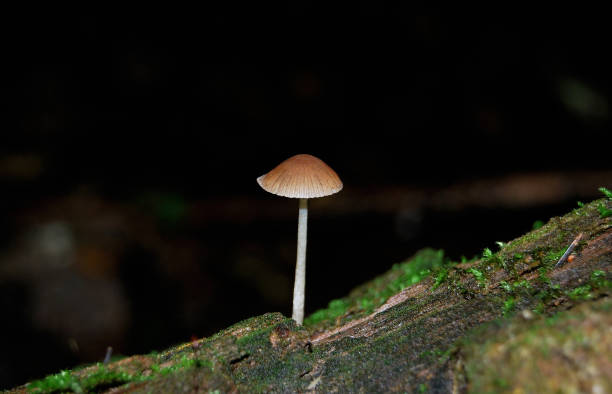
(292, 198, 308, 325)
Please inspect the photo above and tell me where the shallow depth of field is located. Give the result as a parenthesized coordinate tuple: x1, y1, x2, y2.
(1, 5, 610, 389)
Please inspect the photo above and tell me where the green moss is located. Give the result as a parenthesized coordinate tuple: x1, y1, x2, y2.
(468, 267, 486, 287)
(542, 248, 565, 266)
(597, 202, 612, 218)
(567, 285, 592, 301)
(26, 352, 215, 393)
(153, 355, 211, 376)
(512, 280, 532, 290)
(480, 244, 508, 270)
(207, 312, 288, 344)
(388, 249, 446, 291)
(590, 270, 611, 289)
(500, 280, 532, 296)
(304, 298, 350, 325)
(26, 364, 149, 393)
(531, 267, 562, 308)
(463, 298, 612, 393)
(532, 220, 544, 230)
(561, 271, 612, 302)
(305, 248, 448, 327)
(599, 186, 612, 200)
(532, 302, 546, 315)
(431, 268, 449, 291)
(595, 189, 612, 218)
(499, 280, 512, 293)
(502, 298, 516, 315)
(503, 198, 610, 264)
(536, 267, 552, 286)
(360, 298, 375, 313)
(26, 370, 77, 393)
(482, 248, 493, 260)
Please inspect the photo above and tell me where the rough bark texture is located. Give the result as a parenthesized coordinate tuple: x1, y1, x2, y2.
(11, 198, 612, 393)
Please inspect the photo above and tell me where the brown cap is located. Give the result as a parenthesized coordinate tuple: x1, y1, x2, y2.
(257, 154, 343, 198)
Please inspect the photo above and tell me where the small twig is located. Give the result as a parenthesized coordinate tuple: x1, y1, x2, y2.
(555, 233, 583, 268)
(103, 346, 113, 364)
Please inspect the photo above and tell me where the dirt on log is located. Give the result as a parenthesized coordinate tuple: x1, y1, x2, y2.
(11, 198, 612, 393)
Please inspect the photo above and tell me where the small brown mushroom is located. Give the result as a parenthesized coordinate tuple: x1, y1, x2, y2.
(257, 154, 342, 325)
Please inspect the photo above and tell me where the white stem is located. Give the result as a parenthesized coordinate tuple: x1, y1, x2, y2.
(292, 198, 308, 325)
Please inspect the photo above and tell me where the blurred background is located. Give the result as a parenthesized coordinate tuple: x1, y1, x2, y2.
(1, 4, 610, 388)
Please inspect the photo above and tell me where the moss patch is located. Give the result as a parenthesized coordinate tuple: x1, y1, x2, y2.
(304, 248, 451, 327)
(463, 298, 612, 393)
(26, 363, 149, 393)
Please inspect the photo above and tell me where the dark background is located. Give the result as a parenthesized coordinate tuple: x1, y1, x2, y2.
(1, 5, 610, 389)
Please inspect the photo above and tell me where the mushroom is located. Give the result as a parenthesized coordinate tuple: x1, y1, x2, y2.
(257, 154, 343, 325)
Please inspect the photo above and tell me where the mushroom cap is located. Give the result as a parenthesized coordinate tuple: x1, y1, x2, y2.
(257, 154, 343, 198)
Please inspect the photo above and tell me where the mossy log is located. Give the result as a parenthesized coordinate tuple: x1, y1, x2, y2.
(11, 198, 612, 393)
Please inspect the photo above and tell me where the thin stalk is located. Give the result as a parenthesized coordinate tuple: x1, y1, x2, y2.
(292, 198, 308, 325)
